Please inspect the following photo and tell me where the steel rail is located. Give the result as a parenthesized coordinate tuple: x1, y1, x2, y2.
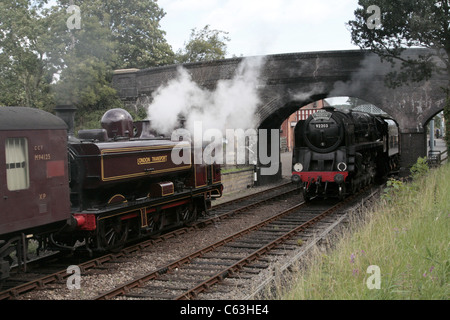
(195, 183, 299, 227)
(94, 188, 362, 300)
(93, 201, 308, 300)
(0, 183, 297, 300)
(174, 199, 348, 300)
(210, 181, 292, 208)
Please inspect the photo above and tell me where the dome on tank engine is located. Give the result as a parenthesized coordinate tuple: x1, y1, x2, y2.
(101, 108, 134, 139)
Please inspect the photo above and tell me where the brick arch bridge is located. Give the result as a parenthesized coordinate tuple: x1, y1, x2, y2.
(112, 49, 447, 184)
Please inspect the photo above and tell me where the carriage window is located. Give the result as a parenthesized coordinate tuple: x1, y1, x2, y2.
(5, 138, 30, 191)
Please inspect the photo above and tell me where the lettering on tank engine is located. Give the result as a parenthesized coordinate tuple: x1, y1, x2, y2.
(137, 155, 168, 165)
(100, 146, 191, 182)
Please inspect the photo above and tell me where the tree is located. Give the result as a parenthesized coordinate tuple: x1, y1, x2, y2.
(54, 0, 176, 127)
(52, 2, 120, 110)
(1, 0, 175, 128)
(348, 0, 450, 148)
(106, 0, 175, 68)
(176, 25, 230, 63)
(60, 0, 175, 69)
(0, 0, 57, 110)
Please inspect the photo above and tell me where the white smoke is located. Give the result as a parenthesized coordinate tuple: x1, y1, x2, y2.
(146, 56, 266, 135)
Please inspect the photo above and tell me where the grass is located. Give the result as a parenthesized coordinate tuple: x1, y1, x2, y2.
(279, 162, 449, 300)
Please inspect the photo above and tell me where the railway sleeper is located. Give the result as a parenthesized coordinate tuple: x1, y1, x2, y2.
(156, 275, 199, 283)
(259, 227, 295, 233)
(227, 273, 253, 279)
(201, 254, 242, 260)
(243, 261, 270, 269)
(240, 267, 264, 274)
(224, 242, 263, 250)
(125, 292, 178, 300)
(275, 218, 312, 224)
(175, 270, 219, 278)
(141, 284, 190, 291)
(190, 260, 234, 267)
(230, 238, 272, 245)
(181, 265, 224, 272)
(272, 244, 298, 251)
(265, 250, 288, 256)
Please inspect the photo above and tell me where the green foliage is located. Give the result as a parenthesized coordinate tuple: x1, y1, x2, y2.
(348, 0, 450, 152)
(348, 0, 449, 88)
(0, 0, 175, 128)
(382, 157, 430, 202)
(53, 0, 175, 126)
(61, 0, 175, 69)
(282, 162, 450, 300)
(176, 25, 230, 63)
(410, 156, 430, 180)
(381, 178, 405, 202)
(444, 90, 450, 151)
(0, 0, 57, 109)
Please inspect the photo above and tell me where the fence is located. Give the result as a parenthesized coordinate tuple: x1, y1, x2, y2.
(427, 149, 448, 167)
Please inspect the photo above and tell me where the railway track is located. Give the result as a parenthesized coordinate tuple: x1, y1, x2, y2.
(0, 182, 297, 300)
(93, 193, 360, 300)
(2, 183, 378, 300)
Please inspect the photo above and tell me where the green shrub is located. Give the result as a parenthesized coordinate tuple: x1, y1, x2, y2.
(410, 157, 429, 180)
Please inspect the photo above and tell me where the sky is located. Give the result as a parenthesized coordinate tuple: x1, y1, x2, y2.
(158, 0, 361, 58)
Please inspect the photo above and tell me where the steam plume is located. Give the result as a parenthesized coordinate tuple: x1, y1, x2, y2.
(146, 57, 266, 135)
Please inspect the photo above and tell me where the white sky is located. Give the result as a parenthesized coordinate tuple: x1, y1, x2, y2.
(158, 0, 361, 57)
(46, 0, 362, 105)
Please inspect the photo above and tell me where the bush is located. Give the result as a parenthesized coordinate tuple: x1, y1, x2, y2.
(410, 157, 429, 180)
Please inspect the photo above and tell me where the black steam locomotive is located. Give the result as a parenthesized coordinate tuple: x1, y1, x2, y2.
(0, 106, 223, 280)
(291, 107, 399, 200)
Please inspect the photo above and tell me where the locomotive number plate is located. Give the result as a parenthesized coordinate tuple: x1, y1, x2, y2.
(315, 123, 329, 129)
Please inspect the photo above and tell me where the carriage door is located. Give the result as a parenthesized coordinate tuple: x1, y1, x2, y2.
(0, 137, 32, 235)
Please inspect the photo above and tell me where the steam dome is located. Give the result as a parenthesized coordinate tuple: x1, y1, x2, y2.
(101, 108, 133, 139)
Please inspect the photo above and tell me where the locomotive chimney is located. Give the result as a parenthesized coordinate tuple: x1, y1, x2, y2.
(54, 105, 77, 138)
(135, 120, 156, 139)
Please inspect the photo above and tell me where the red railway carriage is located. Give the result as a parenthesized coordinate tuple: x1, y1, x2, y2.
(0, 107, 71, 279)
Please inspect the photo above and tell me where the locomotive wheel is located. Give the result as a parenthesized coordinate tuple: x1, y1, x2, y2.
(179, 204, 197, 224)
(98, 218, 129, 252)
(146, 213, 162, 235)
